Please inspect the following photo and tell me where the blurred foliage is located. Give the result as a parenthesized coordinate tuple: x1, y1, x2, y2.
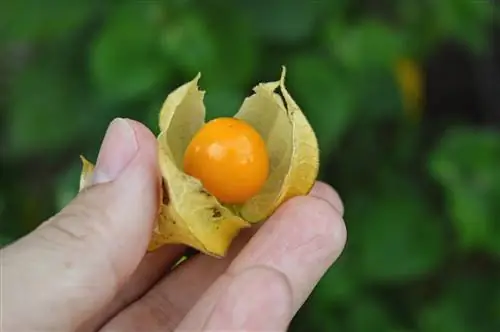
(1, 0, 500, 331)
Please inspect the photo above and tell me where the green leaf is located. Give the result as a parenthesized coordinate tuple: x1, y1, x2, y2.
(327, 19, 404, 73)
(0, 235, 13, 247)
(0, 196, 11, 246)
(290, 254, 357, 331)
(55, 162, 81, 211)
(5, 63, 89, 157)
(288, 55, 355, 157)
(431, 0, 492, 52)
(418, 274, 500, 332)
(345, 297, 401, 332)
(355, 69, 402, 118)
(290, 307, 344, 332)
(348, 178, 446, 282)
(143, 100, 164, 135)
(429, 127, 500, 255)
(210, 18, 258, 86)
(309, 254, 360, 305)
(162, 12, 257, 87)
(0, 0, 95, 42)
(161, 13, 217, 79)
(90, 3, 171, 101)
(237, 0, 319, 43)
(204, 84, 245, 120)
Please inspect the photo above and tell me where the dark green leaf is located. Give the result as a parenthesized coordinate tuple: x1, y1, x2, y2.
(288, 55, 355, 157)
(6, 64, 89, 157)
(204, 85, 245, 120)
(162, 12, 257, 87)
(431, 0, 492, 52)
(237, 0, 319, 43)
(0, 0, 95, 42)
(348, 179, 446, 282)
(429, 128, 500, 255)
(354, 69, 402, 118)
(55, 162, 81, 210)
(418, 274, 500, 332)
(309, 254, 360, 305)
(345, 297, 401, 332)
(210, 18, 258, 86)
(327, 19, 404, 72)
(162, 13, 217, 79)
(0, 234, 14, 247)
(90, 3, 171, 101)
(290, 307, 344, 332)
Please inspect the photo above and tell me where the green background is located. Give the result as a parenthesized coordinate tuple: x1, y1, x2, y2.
(1, 1, 499, 331)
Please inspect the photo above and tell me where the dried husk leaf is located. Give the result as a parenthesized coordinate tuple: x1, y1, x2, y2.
(234, 67, 319, 222)
(79, 155, 95, 190)
(151, 75, 250, 256)
(78, 67, 318, 257)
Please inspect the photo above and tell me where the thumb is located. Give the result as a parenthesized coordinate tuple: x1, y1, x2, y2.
(3, 118, 160, 331)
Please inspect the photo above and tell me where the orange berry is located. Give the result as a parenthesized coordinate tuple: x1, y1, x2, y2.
(183, 117, 270, 204)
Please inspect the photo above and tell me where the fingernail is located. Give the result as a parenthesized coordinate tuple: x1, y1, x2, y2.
(205, 266, 293, 330)
(92, 118, 138, 184)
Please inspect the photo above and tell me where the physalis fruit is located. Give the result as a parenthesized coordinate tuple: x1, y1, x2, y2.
(78, 67, 319, 257)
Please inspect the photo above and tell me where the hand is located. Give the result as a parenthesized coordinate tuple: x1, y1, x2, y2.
(2, 118, 346, 332)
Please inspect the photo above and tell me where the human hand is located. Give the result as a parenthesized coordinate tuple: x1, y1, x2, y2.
(2, 118, 347, 332)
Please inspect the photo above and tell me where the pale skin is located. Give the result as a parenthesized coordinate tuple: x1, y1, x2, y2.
(2, 118, 347, 332)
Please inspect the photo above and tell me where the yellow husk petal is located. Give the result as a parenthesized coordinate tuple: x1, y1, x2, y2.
(78, 67, 319, 257)
(79, 155, 94, 190)
(152, 75, 250, 256)
(235, 67, 319, 222)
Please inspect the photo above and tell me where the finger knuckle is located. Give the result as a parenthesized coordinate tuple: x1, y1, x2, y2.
(47, 202, 111, 246)
(312, 181, 344, 215)
(143, 292, 182, 331)
(285, 196, 347, 255)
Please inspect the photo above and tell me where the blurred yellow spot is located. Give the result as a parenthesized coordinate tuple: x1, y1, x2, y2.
(395, 58, 424, 121)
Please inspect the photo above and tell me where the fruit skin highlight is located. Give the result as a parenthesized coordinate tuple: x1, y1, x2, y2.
(183, 117, 270, 205)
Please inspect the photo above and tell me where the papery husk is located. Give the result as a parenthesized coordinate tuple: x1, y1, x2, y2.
(234, 67, 319, 222)
(78, 67, 319, 257)
(79, 156, 95, 189)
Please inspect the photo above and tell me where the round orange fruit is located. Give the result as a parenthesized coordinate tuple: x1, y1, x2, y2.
(183, 117, 270, 204)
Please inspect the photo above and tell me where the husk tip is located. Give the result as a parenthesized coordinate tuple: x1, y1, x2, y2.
(280, 65, 287, 83)
(193, 72, 202, 84)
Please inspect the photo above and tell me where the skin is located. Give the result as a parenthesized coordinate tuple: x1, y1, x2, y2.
(2, 118, 347, 332)
(183, 117, 270, 204)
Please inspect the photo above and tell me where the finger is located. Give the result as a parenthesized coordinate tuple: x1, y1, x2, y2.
(100, 227, 255, 332)
(309, 181, 344, 216)
(177, 194, 347, 330)
(77, 244, 185, 332)
(2, 118, 168, 331)
(101, 182, 344, 331)
(159, 181, 342, 313)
